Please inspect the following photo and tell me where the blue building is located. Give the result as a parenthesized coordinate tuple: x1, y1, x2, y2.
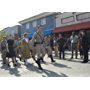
(19, 12, 57, 38)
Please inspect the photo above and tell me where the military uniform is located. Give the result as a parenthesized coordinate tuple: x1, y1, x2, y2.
(1, 38, 9, 65)
(32, 31, 46, 59)
(21, 38, 31, 61)
(32, 31, 45, 70)
(44, 36, 55, 62)
(53, 37, 59, 57)
(29, 39, 37, 61)
(14, 39, 22, 61)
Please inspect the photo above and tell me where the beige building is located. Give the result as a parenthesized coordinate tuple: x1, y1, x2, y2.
(54, 12, 90, 33)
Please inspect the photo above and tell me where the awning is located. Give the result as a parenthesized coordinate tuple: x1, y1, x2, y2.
(54, 21, 90, 33)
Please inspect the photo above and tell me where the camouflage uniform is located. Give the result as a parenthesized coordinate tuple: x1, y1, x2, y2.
(44, 36, 55, 62)
(29, 39, 37, 61)
(14, 39, 22, 60)
(32, 30, 45, 70)
(32, 31, 46, 60)
(20, 38, 31, 60)
(0, 38, 9, 65)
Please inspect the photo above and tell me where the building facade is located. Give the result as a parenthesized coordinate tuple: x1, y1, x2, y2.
(3, 25, 21, 37)
(19, 12, 57, 38)
(54, 12, 90, 33)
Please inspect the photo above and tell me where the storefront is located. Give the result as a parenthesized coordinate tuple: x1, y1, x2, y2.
(54, 21, 90, 37)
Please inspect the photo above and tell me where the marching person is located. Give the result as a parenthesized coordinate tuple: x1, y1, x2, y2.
(29, 38, 37, 62)
(77, 32, 83, 59)
(14, 36, 22, 61)
(20, 33, 31, 65)
(53, 36, 58, 57)
(0, 36, 9, 66)
(32, 25, 45, 70)
(6, 35, 18, 67)
(44, 36, 55, 62)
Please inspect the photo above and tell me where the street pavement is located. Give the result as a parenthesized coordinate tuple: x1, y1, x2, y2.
(0, 52, 90, 77)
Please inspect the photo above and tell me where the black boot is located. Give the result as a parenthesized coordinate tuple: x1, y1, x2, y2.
(36, 59, 43, 70)
(2, 58, 7, 65)
(32, 56, 36, 62)
(50, 55, 55, 62)
(40, 57, 46, 64)
(19, 57, 22, 61)
(59, 52, 61, 59)
(12, 60, 18, 67)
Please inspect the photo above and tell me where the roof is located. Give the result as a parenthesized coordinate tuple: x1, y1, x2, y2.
(19, 12, 57, 24)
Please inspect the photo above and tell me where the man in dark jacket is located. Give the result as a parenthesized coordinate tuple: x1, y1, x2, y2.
(57, 34, 65, 59)
(81, 31, 89, 63)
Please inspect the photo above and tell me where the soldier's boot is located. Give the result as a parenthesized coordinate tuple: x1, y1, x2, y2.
(2, 54, 6, 64)
(19, 57, 22, 61)
(36, 59, 43, 70)
(50, 55, 55, 62)
(3, 57, 10, 67)
(32, 56, 37, 62)
(6, 59, 10, 67)
(2, 58, 6, 65)
(12, 59, 18, 67)
(40, 57, 46, 64)
(59, 53, 61, 59)
(18, 56, 22, 61)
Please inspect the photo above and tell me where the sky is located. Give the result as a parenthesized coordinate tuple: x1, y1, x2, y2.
(0, 0, 89, 30)
(0, 0, 49, 30)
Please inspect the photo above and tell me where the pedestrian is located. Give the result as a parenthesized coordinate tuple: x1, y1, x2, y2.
(70, 32, 78, 59)
(29, 39, 37, 62)
(53, 36, 58, 57)
(81, 31, 89, 63)
(14, 36, 22, 61)
(57, 34, 65, 59)
(6, 35, 18, 67)
(32, 25, 45, 70)
(20, 33, 31, 65)
(77, 32, 83, 59)
(50, 35, 54, 50)
(44, 36, 55, 62)
(0, 36, 9, 66)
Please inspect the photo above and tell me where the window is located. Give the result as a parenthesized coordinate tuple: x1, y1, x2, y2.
(32, 21, 37, 27)
(41, 18, 46, 25)
(26, 23, 29, 29)
(77, 12, 90, 21)
(61, 16, 74, 24)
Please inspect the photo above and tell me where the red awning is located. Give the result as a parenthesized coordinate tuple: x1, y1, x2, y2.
(54, 21, 90, 33)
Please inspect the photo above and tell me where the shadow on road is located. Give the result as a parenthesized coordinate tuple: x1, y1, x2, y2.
(67, 59, 82, 63)
(52, 62, 71, 69)
(25, 63, 43, 74)
(42, 69, 68, 77)
(8, 67, 21, 77)
(0, 63, 21, 77)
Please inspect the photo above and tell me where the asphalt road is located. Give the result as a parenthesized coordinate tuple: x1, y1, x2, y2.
(0, 53, 90, 77)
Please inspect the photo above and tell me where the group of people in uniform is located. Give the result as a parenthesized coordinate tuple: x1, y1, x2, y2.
(0, 25, 55, 70)
(0, 25, 89, 71)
